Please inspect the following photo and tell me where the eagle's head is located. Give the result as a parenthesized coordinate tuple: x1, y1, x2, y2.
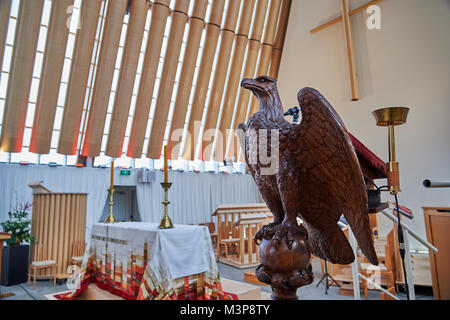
(241, 75, 277, 96)
(241, 75, 283, 120)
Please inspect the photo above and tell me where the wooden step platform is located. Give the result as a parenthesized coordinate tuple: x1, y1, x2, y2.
(243, 269, 267, 286)
(218, 254, 260, 269)
(221, 278, 262, 300)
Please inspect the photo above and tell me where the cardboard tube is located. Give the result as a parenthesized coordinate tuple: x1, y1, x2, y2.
(105, 0, 148, 158)
(182, 0, 225, 160)
(214, 0, 256, 161)
(236, 0, 256, 36)
(200, 29, 235, 161)
(269, 0, 292, 78)
(208, 0, 226, 26)
(222, 0, 241, 32)
(248, 0, 282, 118)
(0, 0, 11, 79)
(250, 0, 269, 41)
(167, 0, 208, 159)
(228, 0, 269, 160)
(234, 42, 263, 124)
(236, 42, 261, 121)
(0, 0, 44, 153)
(231, 39, 260, 161)
(248, 43, 273, 117)
(269, 48, 282, 78)
(58, 0, 102, 155)
(127, 0, 170, 158)
(199, 0, 242, 161)
(81, 0, 128, 157)
(214, 35, 248, 161)
(262, 0, 281, 46)
(146, 0, 190, 159)
(30, 0, 74, 154)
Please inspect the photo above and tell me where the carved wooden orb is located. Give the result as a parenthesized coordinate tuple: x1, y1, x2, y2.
(256, 228, 313, 300)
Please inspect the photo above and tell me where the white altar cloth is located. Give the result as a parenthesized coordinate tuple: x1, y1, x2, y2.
(90, 222, 213, 279)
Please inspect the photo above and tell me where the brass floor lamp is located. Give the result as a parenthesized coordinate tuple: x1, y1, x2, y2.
(372, 106, 410, 299)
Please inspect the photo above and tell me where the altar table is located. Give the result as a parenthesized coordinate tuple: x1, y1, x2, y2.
(58, 222, 233, 300)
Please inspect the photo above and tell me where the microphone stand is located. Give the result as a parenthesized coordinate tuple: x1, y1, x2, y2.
(316, 259, 340, 294)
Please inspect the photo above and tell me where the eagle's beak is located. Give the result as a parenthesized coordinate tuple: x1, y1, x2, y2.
(241, 78, 253, 89)
(241, 78, 262, 92)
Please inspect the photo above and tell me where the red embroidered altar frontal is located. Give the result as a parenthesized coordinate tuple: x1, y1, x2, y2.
(57, 222, 236, 300)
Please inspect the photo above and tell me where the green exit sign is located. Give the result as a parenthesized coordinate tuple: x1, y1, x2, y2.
(120, 170, 131, 176)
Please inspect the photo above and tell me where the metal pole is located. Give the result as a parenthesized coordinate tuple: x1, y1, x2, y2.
(358, 273, 399, 300)
(380, 209, 438, 253)
(324, 260, 329, 294)
(348, 227, 360, 300)
(403, 229, 416, 299)
(388, 124, 396, 161)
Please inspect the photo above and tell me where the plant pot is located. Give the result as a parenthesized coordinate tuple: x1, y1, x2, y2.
(1, 244, 29, 286)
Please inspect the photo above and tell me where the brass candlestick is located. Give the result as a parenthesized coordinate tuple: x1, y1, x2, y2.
(158, 182, 174, 229)
(105, 187, 117, 223)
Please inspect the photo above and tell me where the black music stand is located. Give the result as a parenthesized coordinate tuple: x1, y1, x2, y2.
(316, 259, 340, 294)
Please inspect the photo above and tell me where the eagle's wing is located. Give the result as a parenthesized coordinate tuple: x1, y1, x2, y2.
(290, 87, 377, 265)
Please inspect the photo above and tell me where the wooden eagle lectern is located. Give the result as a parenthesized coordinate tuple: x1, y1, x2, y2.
(238, 76, 378, 300)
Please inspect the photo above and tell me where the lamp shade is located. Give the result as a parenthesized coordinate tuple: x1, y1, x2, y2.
(372, 107, 409, 126)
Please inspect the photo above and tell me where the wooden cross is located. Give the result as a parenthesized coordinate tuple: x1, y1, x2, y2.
(311, 0, 382, 101)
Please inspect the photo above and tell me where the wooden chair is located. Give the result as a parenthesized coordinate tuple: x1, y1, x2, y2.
(69, 241, 86, 266)
(218, 221, 240, 259)
(28, 244, 57, 289)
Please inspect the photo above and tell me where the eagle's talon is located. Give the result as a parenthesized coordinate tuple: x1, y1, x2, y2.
(272, 233, 281, 250)
(255, 222, 281, 244)
(257, 222, 306, 250)
(266, 222, 282, 238)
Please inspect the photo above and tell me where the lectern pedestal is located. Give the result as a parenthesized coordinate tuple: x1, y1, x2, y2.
(0, 233, 14, 298)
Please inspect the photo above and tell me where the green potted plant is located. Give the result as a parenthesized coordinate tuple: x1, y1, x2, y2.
(1, 202, 35, 286)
